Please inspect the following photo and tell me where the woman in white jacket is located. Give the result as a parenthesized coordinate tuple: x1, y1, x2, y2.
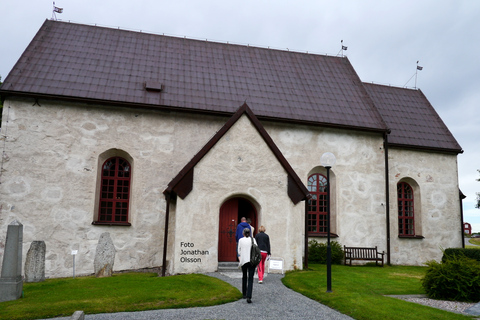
(238, 227, 257, 303)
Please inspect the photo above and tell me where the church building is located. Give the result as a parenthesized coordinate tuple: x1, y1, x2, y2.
(0, 20, 463, 278)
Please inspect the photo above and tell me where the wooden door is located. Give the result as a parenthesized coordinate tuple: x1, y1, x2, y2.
(218, 198, 239, 262)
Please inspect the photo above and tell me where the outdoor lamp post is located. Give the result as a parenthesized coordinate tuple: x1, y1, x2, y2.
(320, 152, 336, 293)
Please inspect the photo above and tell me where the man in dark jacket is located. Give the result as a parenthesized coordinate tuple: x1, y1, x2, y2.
(235, 217, 251, 258)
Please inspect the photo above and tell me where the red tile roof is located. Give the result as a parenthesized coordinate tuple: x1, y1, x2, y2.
(0, 20, 462, 153)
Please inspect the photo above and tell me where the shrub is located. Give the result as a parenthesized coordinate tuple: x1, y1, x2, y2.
(308, 240, 343, 264)
(442, 248, 480, 262)
(422, 253, 480, 302)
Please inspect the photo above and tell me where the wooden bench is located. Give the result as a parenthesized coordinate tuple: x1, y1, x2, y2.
(344, 246, 385, 266)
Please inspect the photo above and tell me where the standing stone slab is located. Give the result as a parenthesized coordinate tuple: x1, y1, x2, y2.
(94, 232, 116, 277)
(24, 241, 46, 282)
(70, 311, 85, 320)
(0, 220, 23, 302)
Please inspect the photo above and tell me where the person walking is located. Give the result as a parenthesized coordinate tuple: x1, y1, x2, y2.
(238, 227, 256, 303)
(255, 225, 271, 284)
(247, 218, 254, 236)
(235, 217, 251, 259)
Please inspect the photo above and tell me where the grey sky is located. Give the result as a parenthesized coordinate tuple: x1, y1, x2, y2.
(1, 0, 479, 230)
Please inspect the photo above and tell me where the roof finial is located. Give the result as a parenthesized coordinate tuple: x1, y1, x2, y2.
(52, 1, 63, 21)
(403, 61, 423, 89)
(415, 60, 423, 89)
(338, 40, 348, 57)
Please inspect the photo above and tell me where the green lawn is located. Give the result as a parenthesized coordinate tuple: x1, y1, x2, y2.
(1, 266, 477, 320)
(282, 264, 475, 320)
(0, 272, 240, 320)
(468, 238, 480, 246)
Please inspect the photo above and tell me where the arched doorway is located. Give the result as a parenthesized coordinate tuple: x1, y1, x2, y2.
(218, 197, 257, 262)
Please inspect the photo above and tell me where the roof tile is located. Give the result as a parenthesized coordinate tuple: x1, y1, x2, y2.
(363, 83, 461, 152)
(0, 20, 461, 152)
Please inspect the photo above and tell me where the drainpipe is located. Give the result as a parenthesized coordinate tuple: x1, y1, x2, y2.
(384, 132, 391, 265)
(161, 192, 171, 277)
(304, 201, 309, 269)
(459, 190, 466, 248)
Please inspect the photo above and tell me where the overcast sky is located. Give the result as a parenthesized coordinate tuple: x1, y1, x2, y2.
(1, 0, 479, 231)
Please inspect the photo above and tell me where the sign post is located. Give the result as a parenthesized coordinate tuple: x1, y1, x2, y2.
(71, 250, 78, 279)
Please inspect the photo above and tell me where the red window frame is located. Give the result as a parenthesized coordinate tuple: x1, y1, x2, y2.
(307, 173, 328, 234)
(398, 182, 414, 236)
(96, 157, 131, 225)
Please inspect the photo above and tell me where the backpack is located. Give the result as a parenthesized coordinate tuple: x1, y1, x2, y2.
(250, 237, 262, 266)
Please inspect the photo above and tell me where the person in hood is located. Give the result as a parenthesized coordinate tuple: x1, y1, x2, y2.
(238, 227, 256, 303)
(235, 217, 251, 259)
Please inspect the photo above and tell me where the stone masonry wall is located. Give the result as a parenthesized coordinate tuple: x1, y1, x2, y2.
(0, 97, 462, 277)
(0, 98, 227, 278)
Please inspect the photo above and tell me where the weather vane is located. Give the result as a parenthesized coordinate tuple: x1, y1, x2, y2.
(404, 61, 424, 89)
(415, 61, 423, 89)
(337, 40, 348, 57)
(52, 2, 63, 21)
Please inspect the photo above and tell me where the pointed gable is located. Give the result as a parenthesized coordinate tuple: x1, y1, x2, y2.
(164, 103, 310, 204)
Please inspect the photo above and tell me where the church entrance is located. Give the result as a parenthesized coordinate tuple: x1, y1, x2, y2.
(218, 197, 257, 262)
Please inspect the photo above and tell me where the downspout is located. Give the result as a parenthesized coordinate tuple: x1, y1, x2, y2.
(161, 192, 171, 277)
(384, 132, 391, 265)
(459, 190, 466, 248)
(304, 200, 309, 269)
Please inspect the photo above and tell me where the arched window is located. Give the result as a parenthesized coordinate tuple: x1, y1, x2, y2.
(97, 157, 131, 224)
(398, 182, 414, 236)
(307, 173, 328, 234)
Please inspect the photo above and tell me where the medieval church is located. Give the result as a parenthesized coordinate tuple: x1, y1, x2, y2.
(0, 20, 463, 278)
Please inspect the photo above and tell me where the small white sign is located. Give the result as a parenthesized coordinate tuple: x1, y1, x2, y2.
(269, 259, 283, 270)
(71, 250, 78, 255)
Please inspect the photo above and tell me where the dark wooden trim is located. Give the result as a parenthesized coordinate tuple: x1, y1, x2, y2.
(0, 91, 390, 135)
(91, 221, 131, 226)
(164, 103, 310, 204)
(308, 233, 339, 238)
(172, 168, 194, 200)
(398, 235, 424, 239)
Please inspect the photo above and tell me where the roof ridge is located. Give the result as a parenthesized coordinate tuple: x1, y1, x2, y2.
(363, 81, 420, 91)
(47, 19, 341, 59)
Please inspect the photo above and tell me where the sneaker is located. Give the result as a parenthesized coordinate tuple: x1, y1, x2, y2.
(258, 280, 263, 284)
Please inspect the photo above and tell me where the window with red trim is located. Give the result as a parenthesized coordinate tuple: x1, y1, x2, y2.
(97, 157, 131, 224)
(398, 182, 414, 236)
(307, 173, 328, 234)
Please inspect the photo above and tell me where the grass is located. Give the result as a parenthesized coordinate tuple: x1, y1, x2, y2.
(0, 272, 240, 320)
(468, 238, 480, 246)
(2, 265, 478, 320)
(282, 264, 475, 320)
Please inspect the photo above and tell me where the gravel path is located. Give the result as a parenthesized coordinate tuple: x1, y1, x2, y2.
(40, 272, 353, 320)
(389, 294, 480, 316)
(38, 271, 480, 319)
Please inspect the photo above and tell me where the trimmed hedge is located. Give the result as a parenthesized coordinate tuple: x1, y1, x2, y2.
(442, 248, 480, 262)
(422, 252, 480, 302)
(308, 240, 343, 264)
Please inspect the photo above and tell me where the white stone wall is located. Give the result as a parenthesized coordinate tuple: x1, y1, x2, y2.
(0, 97, 462, 278)
(171, 115, 304, 274)
(266, 121, 462, 265)
(0, 98, 226, 278)
(266, 122, 388, 250)
(388, 149, 462, 265)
